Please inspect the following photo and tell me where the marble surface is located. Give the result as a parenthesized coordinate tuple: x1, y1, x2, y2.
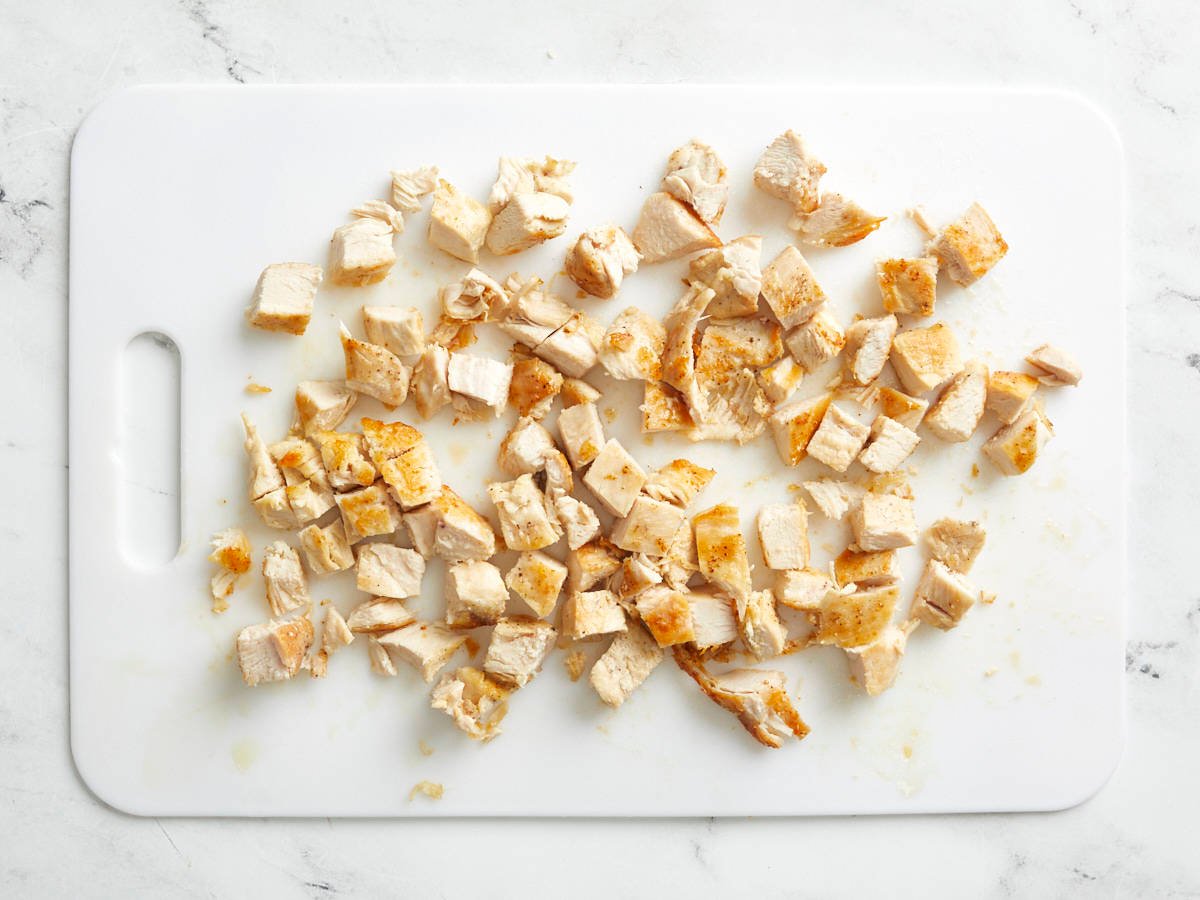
(1, 0, 1197, 895)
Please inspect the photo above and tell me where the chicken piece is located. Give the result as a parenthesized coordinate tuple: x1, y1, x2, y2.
(756, 502, 809, 571)
(504, 550, 567, 618)
(926, 518, 987, 574)
(270, 436, 331, 489)
(208, 528, 251, 612)
(236, 614, 314, 686)
(753, 129, 826, 213)
(283, 481, 332, 526)
(688, 235, 763, 318)
(294, 380, 356, 437)
(611, 496, 687, 556)
(807, 403, 871, 473)
(297, 520, 354, 575)
(567, 539, 624, 592)
(774, 567, 834, 612)
(247, 263, 322, 335)
(564, 225, 641, 299)
(889, 323, 963, 395)
(486, 192, 570, 255)
(661, 281, 715, 406)
(483, 617, 557, 687)
(378, 622, 467, 682)
(928, 202, 1007, 286)
(911, 559, 977, 630)
(554, 495, 601, 551)
(431, 667, 512, 741)
(508, 356, 563, 420)
(789, 193, 886, 248)
(413, 486, 498, 562)
(334, 482, 401, 543)
(368, 637, 399, 676)
(843, 314, 898, 386)
(390, 165, 438, 213)
(446, 352, 513, 415)
(986, 371, 1039, 424)
(850, 492, 917, 552)
(641, 381, 694, 433)
(496, 417, 555, 479)
(252, 487, 298, 530)
(983, 404, 1054, 476)
(356, 544, 425, 599)
(488, 156, 576, 212)
(687, 368, 771, 446)
(757, 357, 805, 406)
(240, 413, 284, 501)
(815, 584, 899, 648)
(311, 606, 354, 677)
(411, 344, 452, 420)
(361, 418, 441, 510)
(674, 648, 809, 748)
(859, 415, 921, 474)
(599, 307, 666, 382)
(444, 560, 507, 629)
(784, 307, 845, 375)
(488, 474, 561, 551)
(866, 470, 915, 500)
(557, 401, 605, 469)
(563, 589, 627, 640)
(428, 180, 491, 264)
(362, 306, 425, 360)
(440, 268, 507, 324)
(346, 597, 415, 634)
(260, 541, 309, 616)
(699, 317, 783, 375)
(314, 431, 376, 493)
(693, 503, 752, 607)
(769, 393, 832, 466)
(833, 548, 899, 588)
(662, 138, 728, 225)
(329, 218, 396, 286)
(877, 257, 938, 317)
(351, 199, 405, 234)
(542, 314, 604, 380)
(924, 361, 988, 442)
(582, 439, 647, 517)
(642, 459, 715, 509)
(632, 191, 721, 264)
(846, 621, 917, 696)
(657, 522, 699, 589)
(802, 478, 864, 521)
(627, 585, 688, 647)
(610, 554, 664, 605)
(1026, 344, 1083, 387)
(499, 287, 601, 378)
(340, 325, 411, 407)
(687, 590, 739, 648)
(877, 386, 929, 430)
(741, 589, 787, 660)
(590, 621, 664, 707)
(758, 246, 826, 331)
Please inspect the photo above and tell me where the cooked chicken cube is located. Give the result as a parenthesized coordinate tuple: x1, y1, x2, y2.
(564, 225, 640, 299)
(859, 415, 921, 474)
(428, 180, 491, 264)
(329, 218, 395, 286)
(924, 360, 988, 442)
(340, 325, 411, 407)
(694, 503, 752, 606)
(687, 590, 739, 647)
(259, 541, 309, 616)
(208, 528, 251, 612)
(599, 307, 666, 382)
(628, 585, 689, 646)
(360, 418, 440, 510)
(756, 502, 809, 570)
(440, 268, 507, 324)
(488, 474, 561, 551)
(297, 520, 355, 575)
(489, 156, 575, 211)
(611, 496, 687, 556)
(774, 567, 834, 612)
(496, 417, 554, 479)
(741, 589, 787, 660)
(878, 386, 929, 430)
(632, 191, 721, 264)
(850, 492, 917, 551)
(505, 550, 568, 618)
(833, 548, 899, 588)
(390, 165, 438, 212)
(483, 617, 557, 687)
(362, 306, 425, 359)
(846, 621, 917, 696)
(360, 416, 423, 467)
(877, 257, 938, 317)
(802, 478, 864, 521)
(540, 314, 603, 379)
(662, 138, 728, 225)
(807, 403, 871, 473)
(446, 352, 513, 415)
(641, 381, 694, 433)
(582, 439, 647, 517)
(335, 482, 401, 543)
(557, 401, 605, 470)
(444, 560, 507, 629)
(252, 487, 298, 530)
(270, 436, 331, 489)
(412, 344, 452, 420)
(346, 597, 415, 634)
(351, 199, 405, 234)
(283, 480, 334, 524)
(562, 377, 601, 407)
(236, 614, 314, 686)
(356, 544, 425, 599)
(611, 554, 664, 604)
(926, 517, 987, 573)
(314, 431, 376, 492)
(890, 323, 963, 395)
(815, 584, 899, 648)
(928, 202, 1007, 286)
(294, 380, 356, 437)
(368, 636, 399, 676)
(563, 589, 627, 640)
(661, 280, 714, 405)
(552, 496, 599, 551)
(657, 523, 699, 590)
(247, 263, 322, 335)
(686, 367, 771, 445)
(986, 370, 1039, 424)
(784, 305, 846, 372)
(508, 355, 563, 420)
(431, 666, 512, 742)
(983, 403, 1054, 476)
(642, 459, 715, 509)
(311, 605, 354, 677)
(240, 413, 284, 502)
(414, 486, 498, 562)
(688, 235, 763, 318)
(1026, 343, 1083, 387)
(499, 275, 570, 340)
(789, 193, 885, 247)
(754, 128, 825, 211)
(843, 314, 898, 386)
(769, 393, 832, 466)
(911, 559, 977, 630)
(759, 246, 826, 331)
(486, 191, 570, 256)
(756, 357, 805, 406)
(567, 539, 624, 593)
(378, 622, 467, 682)
(698, 318, 783, 376)
(590, 621, 664, 707)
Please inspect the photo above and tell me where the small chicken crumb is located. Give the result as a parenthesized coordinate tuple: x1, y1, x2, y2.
(408, 780, 444, 801)
(418, 739, 435, 756)
(564, 649, 587, 682)
(244, 381, 272, 394)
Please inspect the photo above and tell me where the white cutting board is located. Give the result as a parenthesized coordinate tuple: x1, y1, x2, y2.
(69, 85, 1125, 816)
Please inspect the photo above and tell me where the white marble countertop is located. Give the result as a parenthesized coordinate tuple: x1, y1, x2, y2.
(2, 0, 1197, 895)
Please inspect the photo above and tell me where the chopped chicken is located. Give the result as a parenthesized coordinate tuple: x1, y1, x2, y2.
(368, 637, 399, 676)
(486, 191, 570, 255)
(498, 285, 602, 378)
(983, 403, 1054, 475)
(833, 548, 899, 588)
(802, 478, 865, 521)
(497, 416, 556, 477)
(208, 528, 251, 612)
(774, 567, 834, 612)
(611, 496, 687, 556)
(445, 560, 508, 629)
(390, 165, 438, 212)
(294, 380, 357, 437)
(252, 487, 298, 530)
(630, 585, 690, 647)
(498, 274, 567, 342)
(446, 352, 513, 414)
(925, 360, 988, 442)
(428, 180, 491, 263)
(889, 323, 963, 395)
(340, 325, 411, 407)
(756, 502, 809, 570)
(329, 218, 396, 286)
(582, 439, 647, 517)
(563, 589, 627, 640)
(561, 377, 601, 407)
(362, 306, 425, 359)
(537, 313, 603, 379)
(859, 415, 921, 474)
(314, 431, 376, 492)
(687, 590, 739, 648)
(784, 305, 846, 372)
(815, 584, 899, 648)
(686, 368, 771, 445)
(986, 370, 1039, 424)
(283, 480, 333, 526)
(241, 413, 284, 501)
(335, 482, 401, 543)
(760, 246, 826, 331)
(378, 621, 467, 682)
(927, 202, 1007, 286)
(641, 381, 694, 432)
(769, 393, 832, 466)
(311, 605, 354, 677)
(631, 191, 721, 264)
(508, 355, 563, 419)
(1026, 344, 1083, 387)
(356, 544, 425, 599)
(662, 139, 729, 225)
(410, 486, 498, 561)
(555, 494, 601, 549)
(567, 539, 624, 593)
(926, 517, 987, 573)
(700, 317, 783, 374)
(693, 503, 752, 607)
(843, 314, 898, 386)
(408, 780, 444, 802)
(877, 257, 938, 317)
(505, 550, 568, 618)
(361, 418, 440, 509)
(590, 621, 664, 707)
(688, 235, 763, 318)
(557, 401, 606, 469)
(488, 156, 575, 212)
(412, 344, 452, 419)
(867, 470, 915, 500)
(247, 263, 322, 335)
(674, 648, 809, 748)
(346, 597, 415, 634)
(850, 492, 917, 551)
(741, 589, 787, 660)
(661, 281, 715, 407)
(642, 459, 715, 509)
(488, 473, 561, 551)
(351, 199, 405, 233)
(298, 520, 355, 575)
(753, 129, 826, 213)
(788, 193, 885, 247)
(611, 554, 664, 604)
(483, 617, 557, 687)
(911, 559, 977, 630)
(564, 225, 640, 299)
(599, 307, 666, 381)
(877, 386, 929, 430)
(431, 666, 512, 742)
(807, 403, 871, 473)
(262, 541, 310, 616)
(846, 621, 917, 696)
(440, 268, 507, 324)
(657, 523, 699, 590)
(757, 357, 805, 406)
(236, 613, 314, 686)
(270, 436, 331, 489)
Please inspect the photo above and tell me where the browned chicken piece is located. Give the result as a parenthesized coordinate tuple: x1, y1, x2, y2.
(632, 585, 693, 647)
(694, 503, 752, 608)
(590, 621, 664, 707)
(689, 235, 763, 318)
(807, 403, 871, 473)
(789, 193, 886, 247)
(557, 401, 606, 469)
(361, 418, 441, 510)
(774, 567, 834, 612)
(926, 517, 987, 573)
(662, 281, 716, 409)
(236, 613, 314, 686)
(876, 257, 938, 318)
(310, 605, 354, 678)
(563, 590, 627, 640)
(674, 647, 810, 748)
(356, 544, 425, 599)
(843, 314, 898, 386)
(757, 357, 805, 406)
(802, 478, 864, 521)
(784, 305, 845, 372)
(815, 583, 899, 648)
(428, 180, 491, 264)
(641, 381, 694, 433)
(241, 413, 284, 502)
(760, 246, 826, 331)
(294, 380, 357, 437)
(208, 529, 251, 613)
(833, 548, 899, 588)
(700, 317, 784, 373)
(859, 415, 921, 474)
(632, 191, 721, 264)
(927, 202, 1007, 286)
(314, 431, 377, 493)
(483, 617, 558, 687)
(377, 621, 467, 682)
(362, 306, 425, 359)
(986, 371, 1039, 424)
(845, 620, 918, 696)
(662, 139, 729, 225)
(270, 436, 332, 494)
(890, 323, 963, 395)
(911, 559, 977, 630)
(741, 589, 788, 660)
(642, 459, 715, 508)
(505, 550, 568, 618)
(925, 360, 988, 442)
(390, 165, 438, 213)
(561, 376, 601, 407)
(611, 496, 687, 556)
(488, 473, 561, 550)
(850, 491, 917, 552)
(262, 541, 310, 616)
(877, 386, 929, 430)
(508, 355, 563, 420)
(610, 554, 663, 604)
(340, 325, 411, 407)
(753, 129, 826, 213)
(431, 666, 513, 742)
(1026, 344, 1083, 386)
(687, 590, 739, 647)
(769, 392, 832, 467)
(247, 263, 323, 335)
(298, 520, 355, 575)
(329, 218, 396, 286)
(564, 225, 641, 299)
(334, 482, 401, 544)
(567, 538, 625, 593)
(346, 597, 415, 635)
(599, 307, 666, 381)
(486, 192, 570, 256)
(582, 439, 647, 517)
(983, 403, 1054, 476)
(756, 501, 809, 571)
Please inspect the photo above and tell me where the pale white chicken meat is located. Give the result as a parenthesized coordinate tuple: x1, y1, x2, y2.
(562, 589, 627, 640)
(447, 352, 513, 414)
(236, 613, 313, 686)
(390, 165, 438, 213)
(505, 549, 568, 618)
(566, 539, 624, 593)
(927, 202, 1008, 286)
(483, 617, 558, 687)
(241, 413, 284, 501)
(788, 193, 885, 248)
(378, 621, 467, 682)
(1026, 343, 1083, 386)
(688, 235, 763, 318)
(428, 180, 491, 264)
(445, 560, 508, 629)
(351, 199, 405, 234)
(368, 637, 399, 677)
(488, 473, 561, 551)
(554, 495, 601, 550)
(589, 621, 664, 707)
(497, 416, 556, 477)
(294, 380, 356, 437)
(409, 486, 497, 562)
(658, 526, 699, 590)
(334, 482, 401, 543)
(983, 403, 1054, 476)
(807, 403, 871, 473)
(535, 313, 602, 380)
(412, 344, 452, 420)
(662, 139, 729, 225)
(488, 156, 575, 212)
(757, 356, 805, 406)
(208, 528, 251, 613)
(687, 590, 739, 648)
(611, 496, 687, 556)
(986, 370, 1039, 424)
(876, 257, 938, 318)
(911, 559, 977, 630)
(611, 554, 663, 605)
(769, 393, 832, 467)
(363, 306, 425, 359)
(557, 401, 606, 469)
(889, 323, 963, 395)
(924, 360, 988, 442)
(661, 281, 715, 411)
(486, 192, 570, 256)
(850, 492, 917, 552)
(261, 541, 310, 616)
(329, 218, 396, 286)
(756, 502, 809, 570)
(845, 621, 917, 696)
(340, 325, 411, 407)
(843, 314, 898, 386)
(252, 487, 298, 530)
(802, 477, 864, 521)
(859, 415, 921, 474)
(430, 666, 512, 742)
(310, 605, 354, 678)
(784, 305, 845, 372)
(564, 225, 640, 299)
(693, 503, 752, 608)
(926, 517, 987, 574)
(247, 263, 322, 335)
(741, 589, 787, 660)
(642, 458, 715, 509)
(297, 520, 355, 575)
(581, 438, 647, 517)
(440, 268, 508, 323)
(283, 481, 333, 527)
(347, 597, 415, 635)
(753, 129, 826, 213)
(599, 306, 666, 382)
(631, 191, 721, 264)
(774, 567, 834, 612)
(356, 544, 425, 599)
